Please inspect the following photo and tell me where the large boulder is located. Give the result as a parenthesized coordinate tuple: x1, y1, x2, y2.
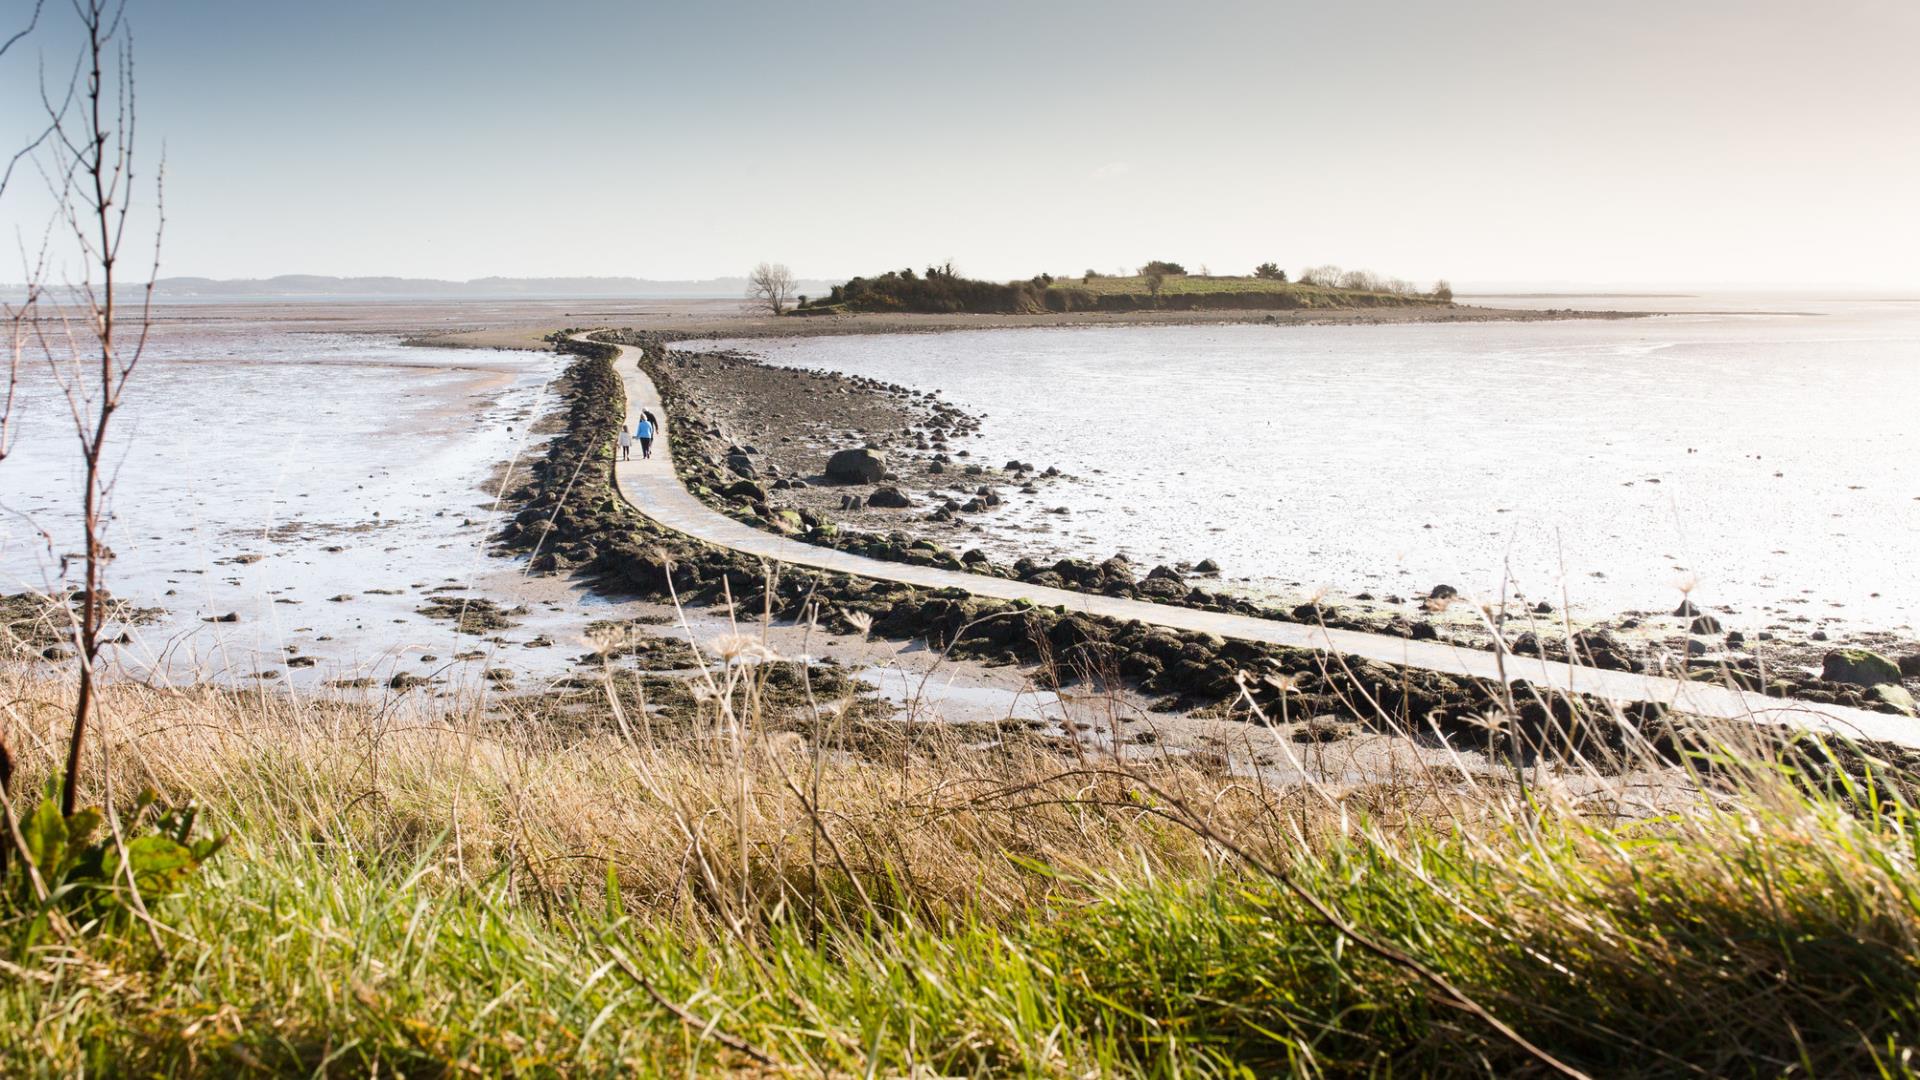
(826, 448, 888, 484)
(1822, 648, 1902, 687)
(866, 486, 914, 509)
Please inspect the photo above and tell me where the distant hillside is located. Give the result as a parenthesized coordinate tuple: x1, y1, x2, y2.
(797, 266, 1449, 316)
(142, 274, 838, 300)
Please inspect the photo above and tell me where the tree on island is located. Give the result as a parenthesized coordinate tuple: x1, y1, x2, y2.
(1432, 279, 1454, 302)
(747, 262, 796, 314)
(1254, 262, 1287, 281)
(1143, 268, 1168, 303)
(1139, 260, 1186, 277)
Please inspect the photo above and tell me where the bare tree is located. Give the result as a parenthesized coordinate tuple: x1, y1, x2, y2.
(29, 0, 163, 819)
(747, 261, 795, 315)
(1432, 279, 1454, 302)
(1299, 264, 1342, 287)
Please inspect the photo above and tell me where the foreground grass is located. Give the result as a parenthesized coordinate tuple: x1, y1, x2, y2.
(3, 661, 1919, 1075)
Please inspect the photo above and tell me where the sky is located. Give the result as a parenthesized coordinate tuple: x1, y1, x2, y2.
(2, 0, 1917, 288)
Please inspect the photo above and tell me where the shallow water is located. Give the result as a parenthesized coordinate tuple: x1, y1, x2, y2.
(0, 330, 612, 688)
(703, 296, 1920, 638)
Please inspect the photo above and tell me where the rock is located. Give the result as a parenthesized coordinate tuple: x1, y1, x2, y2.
(41, 645, 73, 660)
(1899, 654, 1920, 679)
(1409, 622, 1439, 641)
(725, 453, 756, 477)
(1672, 599, 1700, 617)
(1870, 683, 1917, 716)
(928, 461, 945, 474)
(1570, 629, 1636, 671)
(866, 486, 914, 509)
(1193, 558, 1221, 574)
(388, 672, 426, 690)
(1509, 631, 1542, 656)
(961, 549, 989, 565)
(1532, 601, 1553, 615)
(1725, 630, 1746, 647)
(1822, 648, 1902, 687)
(826, 448, 888, 484)
(286, 655, 317, 668)
(723, 479, 766, 503)
(1686, 639, 1709, 657)
(1689, 615, 1722, 635)
(203, 612, 240, 623)
(1428, 584, 1458, 600)
(1811, 630, 1829, 641)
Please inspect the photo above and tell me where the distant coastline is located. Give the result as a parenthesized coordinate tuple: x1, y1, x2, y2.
(0, 273, 840, 302)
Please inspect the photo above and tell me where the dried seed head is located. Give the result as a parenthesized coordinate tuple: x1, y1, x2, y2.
(706, 633, 782, 665)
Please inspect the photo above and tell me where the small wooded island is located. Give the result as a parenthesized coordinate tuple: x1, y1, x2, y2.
(778, 261, 1454, 315)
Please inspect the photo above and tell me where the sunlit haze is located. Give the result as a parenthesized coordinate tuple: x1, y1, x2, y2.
(2, 0, 1917, 287)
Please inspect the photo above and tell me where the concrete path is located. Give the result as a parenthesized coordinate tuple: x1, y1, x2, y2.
(592, 336, 1916, 748)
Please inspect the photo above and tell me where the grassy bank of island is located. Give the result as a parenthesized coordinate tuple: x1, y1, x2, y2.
(790, 261, 1452, 316)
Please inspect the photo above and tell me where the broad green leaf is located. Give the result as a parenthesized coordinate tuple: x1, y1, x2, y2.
(23, 798, 66, 876)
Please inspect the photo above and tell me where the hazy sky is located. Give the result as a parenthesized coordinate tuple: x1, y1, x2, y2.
(3, 0, 1917, 287)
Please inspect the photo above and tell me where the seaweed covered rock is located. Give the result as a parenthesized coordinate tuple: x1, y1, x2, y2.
(826, 448, 888, 484)
(1823, 648, 1901, 687)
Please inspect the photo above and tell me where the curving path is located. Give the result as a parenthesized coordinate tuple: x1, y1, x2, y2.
(591, 336, 1917, 748)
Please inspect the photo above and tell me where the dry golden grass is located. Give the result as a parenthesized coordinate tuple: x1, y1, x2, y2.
(2, 636, 1917, 1075)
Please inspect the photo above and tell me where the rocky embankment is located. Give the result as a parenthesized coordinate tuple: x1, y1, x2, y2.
(597, 332, 1920, 722)
(493, 335, 1603, 755)
(479, 330, 1920, 784)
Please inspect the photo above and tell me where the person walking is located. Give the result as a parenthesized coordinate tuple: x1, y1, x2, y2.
(617, 426, 633, 460)
(634, 415, 656, 459)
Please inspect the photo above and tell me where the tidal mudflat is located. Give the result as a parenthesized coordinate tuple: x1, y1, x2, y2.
(694, 295, 1920, 657)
